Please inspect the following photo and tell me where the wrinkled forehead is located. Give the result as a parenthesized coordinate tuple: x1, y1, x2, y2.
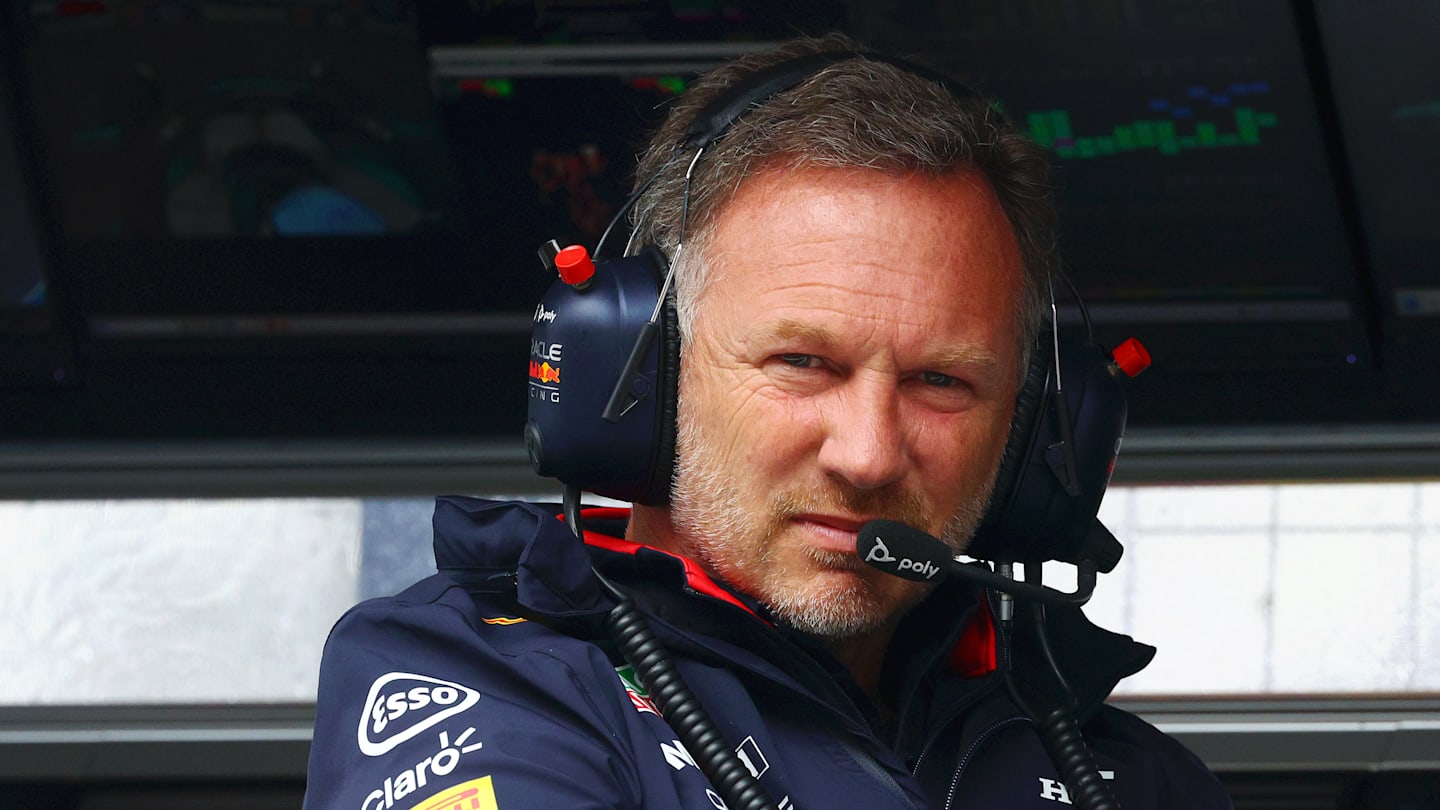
(705, 167, 1022, 290)
(687, 166, 1027, 368)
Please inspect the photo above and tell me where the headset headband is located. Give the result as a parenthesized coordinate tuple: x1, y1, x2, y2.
(526, 47, 1143, 568)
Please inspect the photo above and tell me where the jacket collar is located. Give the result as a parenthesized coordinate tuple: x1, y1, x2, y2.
(432, 496, 758, 622)
(432, 496, 610, 619)
(432, 496, 1153, 715)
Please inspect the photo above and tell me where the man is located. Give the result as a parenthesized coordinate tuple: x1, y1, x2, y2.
(304, 35, 1233, 809)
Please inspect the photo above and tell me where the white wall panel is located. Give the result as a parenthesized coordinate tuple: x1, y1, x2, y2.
(0, 499, 361, 704)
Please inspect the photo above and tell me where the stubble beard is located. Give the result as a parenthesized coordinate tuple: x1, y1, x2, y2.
(669, 406, 994, 640)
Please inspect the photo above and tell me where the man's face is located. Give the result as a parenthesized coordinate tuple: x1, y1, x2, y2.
(669, 165, 1026, 639)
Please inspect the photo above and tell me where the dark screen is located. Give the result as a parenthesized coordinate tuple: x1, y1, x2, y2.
(0, 54, 47, 316)
(1314, 0, 1440, 377)
(0, 11, 73, 389)
(854, 1, 1371, 376)
(12, 0, 483, 340)
(0, 0, 1426, 440)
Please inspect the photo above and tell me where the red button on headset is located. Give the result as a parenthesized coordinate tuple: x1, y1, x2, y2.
(555, 244, 596, 287)
(1111, 337, 1151, 377)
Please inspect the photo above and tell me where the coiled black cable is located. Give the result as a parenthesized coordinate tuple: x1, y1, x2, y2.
(996, 562, 1122, 810)
(1031, 705, 1120, 810)
(563, 486, 778, 810)
(600, 578, 776, 810)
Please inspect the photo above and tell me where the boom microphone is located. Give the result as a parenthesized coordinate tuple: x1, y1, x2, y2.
(857, 520, 1097, 607)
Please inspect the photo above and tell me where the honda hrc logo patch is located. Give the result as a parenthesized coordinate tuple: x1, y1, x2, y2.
(357, 673, 481, 756)
(1039, 770, 1115, 804)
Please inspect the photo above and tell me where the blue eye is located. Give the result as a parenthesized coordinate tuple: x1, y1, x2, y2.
(922, 371, 958, 387)
(780, 354, 817, 368)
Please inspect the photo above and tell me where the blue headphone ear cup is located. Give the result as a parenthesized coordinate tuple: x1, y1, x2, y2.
(970, 334, 1129, 567)
(526, 248, 672, 503)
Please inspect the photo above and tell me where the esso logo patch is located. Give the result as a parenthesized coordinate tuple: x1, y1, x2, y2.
(357, 672, 481, 756)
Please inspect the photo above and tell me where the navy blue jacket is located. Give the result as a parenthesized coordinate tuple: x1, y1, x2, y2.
(304, 497, 1233, 809)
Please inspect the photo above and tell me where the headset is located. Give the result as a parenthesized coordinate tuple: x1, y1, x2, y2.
(523, 50, 1150, 571)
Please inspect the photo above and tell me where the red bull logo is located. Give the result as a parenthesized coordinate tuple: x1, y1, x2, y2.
(528, 361, 561, 384)
(528, 339, 563, 403)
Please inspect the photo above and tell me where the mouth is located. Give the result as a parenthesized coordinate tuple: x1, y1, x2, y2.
(791, 514, 879, 555)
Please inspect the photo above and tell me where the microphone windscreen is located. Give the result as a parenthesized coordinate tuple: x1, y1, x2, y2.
(856, 520, 951, 582)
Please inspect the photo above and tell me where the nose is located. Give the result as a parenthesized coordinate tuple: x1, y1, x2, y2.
(816, 375, 910, 491)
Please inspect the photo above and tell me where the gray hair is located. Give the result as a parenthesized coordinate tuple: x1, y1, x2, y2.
(627, 33, 1058, 379)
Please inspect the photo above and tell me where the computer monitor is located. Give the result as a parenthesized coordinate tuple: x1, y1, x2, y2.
(0, 23, 72, 390)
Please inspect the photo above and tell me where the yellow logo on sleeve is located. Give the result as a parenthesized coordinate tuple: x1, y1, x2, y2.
(408, 775, 498, 810)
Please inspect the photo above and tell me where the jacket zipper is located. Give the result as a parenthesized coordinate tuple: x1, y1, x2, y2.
(813, 655, 928, 809)
(838, 737, 929, 810)
(935, 589, 1027, 808)
(648, 596, 929, 806)
(907, 673, 1002, 778)
(944, 716, 1029, 810)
